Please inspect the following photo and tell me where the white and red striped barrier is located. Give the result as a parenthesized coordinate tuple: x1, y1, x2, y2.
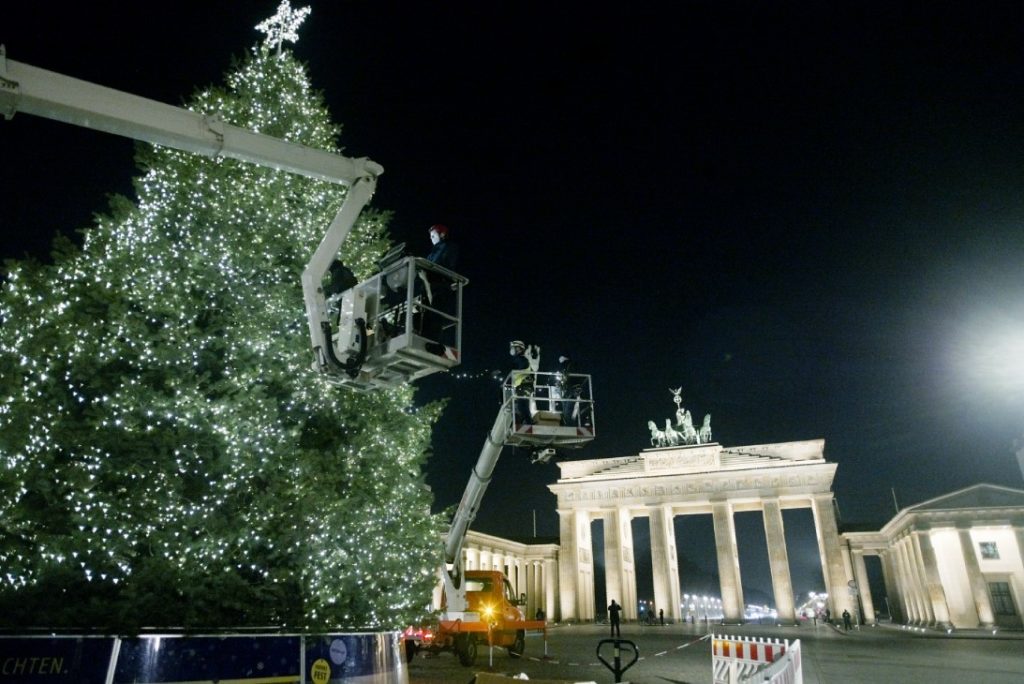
(748, 638, 802, 684)
(711, 634, 802, 684)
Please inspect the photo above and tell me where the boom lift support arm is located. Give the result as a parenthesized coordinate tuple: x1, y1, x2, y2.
(0, 48, 382, 383)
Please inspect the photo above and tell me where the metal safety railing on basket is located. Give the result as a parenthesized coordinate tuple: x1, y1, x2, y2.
(501, 371, 595, 448)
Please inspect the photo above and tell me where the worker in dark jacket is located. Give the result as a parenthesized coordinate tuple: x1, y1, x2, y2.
(426, 223, 459, 271)
(419, 224, 460, 353)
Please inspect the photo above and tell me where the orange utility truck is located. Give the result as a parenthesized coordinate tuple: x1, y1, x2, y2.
(430, 569, 545, 665)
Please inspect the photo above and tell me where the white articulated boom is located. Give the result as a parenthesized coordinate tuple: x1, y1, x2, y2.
(0, 47, 464, 389)
(440, 406, 513, 616)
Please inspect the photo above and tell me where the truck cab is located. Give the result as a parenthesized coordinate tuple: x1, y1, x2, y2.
(428, 569, 539, 665)
(462, 570, 524, 628)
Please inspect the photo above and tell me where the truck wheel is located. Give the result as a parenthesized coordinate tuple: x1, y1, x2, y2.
(507, 630, 526, 658)
(456, 635, 477, 666)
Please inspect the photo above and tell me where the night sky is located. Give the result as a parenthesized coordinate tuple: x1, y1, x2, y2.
(3, 2, 1023, 606)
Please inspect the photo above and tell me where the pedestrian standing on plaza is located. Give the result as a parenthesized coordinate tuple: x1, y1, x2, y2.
(608, 599, 622, 638)
(659, 608, 664, 626)
(842, 609, 852, 630)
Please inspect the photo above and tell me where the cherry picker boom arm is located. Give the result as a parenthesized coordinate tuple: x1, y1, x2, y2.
(0, 48, 381, 383)
(445, 406, 513, 568)
(440, 403, 512, 615)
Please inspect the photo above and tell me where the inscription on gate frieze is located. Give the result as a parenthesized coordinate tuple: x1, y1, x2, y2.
(644, 449, 720, 473)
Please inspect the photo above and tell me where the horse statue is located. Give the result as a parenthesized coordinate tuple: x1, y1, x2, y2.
(699, 414, 713, 444)
(647, 420, 669, 448)
(664, 419, 684, 446)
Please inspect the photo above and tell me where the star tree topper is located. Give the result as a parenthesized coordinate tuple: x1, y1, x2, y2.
(256, 1, 312, 56)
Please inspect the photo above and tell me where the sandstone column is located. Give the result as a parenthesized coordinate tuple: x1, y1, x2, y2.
(880, 550, 905, 623)
(851, 549, 875, 624)
(906, 533, 935, 625)
(609, 507, 638, 620)
(557, 510, 579, 621)
(712, 500, 745, 623)
(914, 530, 951, 628)
(958, 527, 995, 627)
(544, 558, 558, 621)
(602, 511, 623, 617)
(574, 511, 595, 620)
(762, 498, 796, 624)
(810, 494, 854, 616)
(650, 504, 682, 620)
(492, 552, 505, 580)
(524, 561, 535, 618)
(896, 536, 925, 623)
(534, 561, 544, 617)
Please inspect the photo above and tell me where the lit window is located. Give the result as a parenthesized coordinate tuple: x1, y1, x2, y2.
(978, 542, 1000, 560)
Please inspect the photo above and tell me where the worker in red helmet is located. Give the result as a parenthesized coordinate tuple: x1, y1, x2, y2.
(426, 223, 459, 272)
(419, 224, 460, 356)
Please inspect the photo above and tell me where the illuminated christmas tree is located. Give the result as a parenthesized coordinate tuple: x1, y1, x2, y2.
(0, 4, 444, 631)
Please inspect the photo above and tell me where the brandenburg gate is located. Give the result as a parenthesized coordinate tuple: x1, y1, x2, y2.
(548, 438, 855, 623)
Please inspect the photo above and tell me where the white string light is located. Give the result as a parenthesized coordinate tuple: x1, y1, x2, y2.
(449, 368, 504, 381)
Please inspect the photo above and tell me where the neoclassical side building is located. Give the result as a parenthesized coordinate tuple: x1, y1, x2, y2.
(437, 530, 560, 620)
(546, 440, 855, 623)
(843, 484, 1024, 630)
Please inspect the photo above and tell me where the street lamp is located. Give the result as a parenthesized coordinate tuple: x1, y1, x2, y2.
(951, 316, 1024, 480)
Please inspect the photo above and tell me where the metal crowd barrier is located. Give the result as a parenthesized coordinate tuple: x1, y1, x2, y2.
(0, 632, 406, 683)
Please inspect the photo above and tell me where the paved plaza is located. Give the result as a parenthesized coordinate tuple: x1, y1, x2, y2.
(407, 621, 1024, 684)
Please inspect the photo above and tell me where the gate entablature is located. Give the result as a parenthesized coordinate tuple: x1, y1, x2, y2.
(550, 439, 834, 509)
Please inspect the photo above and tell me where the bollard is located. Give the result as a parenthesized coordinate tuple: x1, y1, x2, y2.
(596, 638, 639, 683)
